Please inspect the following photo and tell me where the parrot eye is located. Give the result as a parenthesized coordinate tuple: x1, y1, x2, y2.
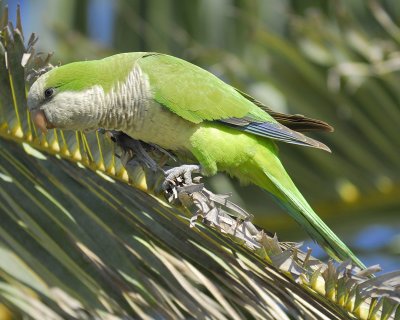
(44, 88, 55, 98)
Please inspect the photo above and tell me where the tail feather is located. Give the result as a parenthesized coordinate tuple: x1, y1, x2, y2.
(252, 151, 366, 269)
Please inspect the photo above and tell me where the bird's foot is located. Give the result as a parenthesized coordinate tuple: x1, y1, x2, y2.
(104, 130, 161, 171)
(162, 164, 202, 191)
(100, 130, 173, 191)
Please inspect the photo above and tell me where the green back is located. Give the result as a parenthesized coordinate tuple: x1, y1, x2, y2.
(138, 54, 274, 124)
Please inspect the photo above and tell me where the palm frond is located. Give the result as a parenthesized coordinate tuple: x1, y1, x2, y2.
(0, 5, 399, 320)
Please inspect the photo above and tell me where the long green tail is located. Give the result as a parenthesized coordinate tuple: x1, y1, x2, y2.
(251, 147, 366, 270)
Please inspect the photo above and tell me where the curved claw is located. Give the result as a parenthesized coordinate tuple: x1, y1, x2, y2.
(162, 164, 202, 190)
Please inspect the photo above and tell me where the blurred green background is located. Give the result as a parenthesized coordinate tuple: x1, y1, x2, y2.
(6, 0, 400, 271)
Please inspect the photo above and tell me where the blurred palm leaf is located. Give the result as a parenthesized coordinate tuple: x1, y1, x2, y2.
(1, 4, 400, 320)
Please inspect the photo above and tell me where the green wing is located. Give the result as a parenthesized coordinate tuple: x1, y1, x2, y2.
(138, 53, 330, 151)
(138, 53, 268, 123)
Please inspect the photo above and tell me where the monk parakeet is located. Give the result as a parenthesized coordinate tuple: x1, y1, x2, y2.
(27, 52, 365, 269)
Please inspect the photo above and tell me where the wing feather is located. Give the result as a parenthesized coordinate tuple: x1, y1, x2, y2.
(236, 89, 334, 132)
(221, 118, 331, 152)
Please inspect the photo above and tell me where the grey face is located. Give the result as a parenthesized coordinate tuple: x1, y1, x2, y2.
(27, 74, 47, 112)
(27, 73, 101, 132)
(27, 73, 55, 133)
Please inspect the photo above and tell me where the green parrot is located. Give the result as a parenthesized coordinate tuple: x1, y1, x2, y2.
(27, 52, 365, 269)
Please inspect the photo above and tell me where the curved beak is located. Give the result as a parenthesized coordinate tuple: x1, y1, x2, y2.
(30, 109, 55, 134)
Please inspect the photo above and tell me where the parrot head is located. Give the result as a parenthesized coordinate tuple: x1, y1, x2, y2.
(27, 62, 105, 133)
